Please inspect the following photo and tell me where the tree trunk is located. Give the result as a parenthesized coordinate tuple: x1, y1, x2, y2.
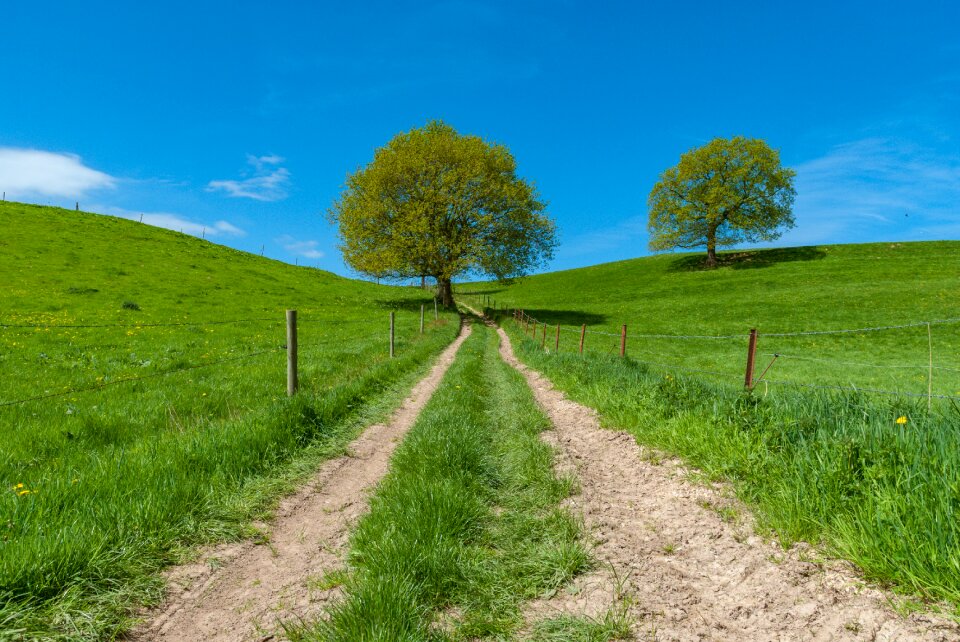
(705, 231, 718, 268)
(438, 278, 454, 307)
(420, 275, 426, 289)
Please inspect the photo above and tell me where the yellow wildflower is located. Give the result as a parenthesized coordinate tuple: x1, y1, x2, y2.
(17, 490, 30, 496)
(12, 483, 24, 490)
(895, 416, 907, 425)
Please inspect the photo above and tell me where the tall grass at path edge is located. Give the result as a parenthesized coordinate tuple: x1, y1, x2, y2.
(500, 314, 960, 615)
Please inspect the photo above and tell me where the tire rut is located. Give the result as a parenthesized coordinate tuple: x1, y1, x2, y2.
(495, 324, 959, 642)
(130, 320, 472, 642)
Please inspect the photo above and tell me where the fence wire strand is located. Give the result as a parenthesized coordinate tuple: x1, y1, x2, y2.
(505, 314, 960, 402)
(1, 308, 444, 408)
(0, 347, 283, 408)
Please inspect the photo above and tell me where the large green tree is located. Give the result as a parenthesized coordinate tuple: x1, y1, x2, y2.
(329, 121, 556, 306)
(648, 137, 797, 267)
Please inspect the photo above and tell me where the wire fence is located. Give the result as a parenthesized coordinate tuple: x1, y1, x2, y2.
(474, 296, 960, 404)
(0, 306, 449, 409)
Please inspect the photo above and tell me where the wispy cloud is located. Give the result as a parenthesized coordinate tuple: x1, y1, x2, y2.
(276, 234, 324, 259)
(783, 138, 960, 245)
(95, 205, 245, 238)
(207, 154, 290, 201)
(0, 147, 116, 199)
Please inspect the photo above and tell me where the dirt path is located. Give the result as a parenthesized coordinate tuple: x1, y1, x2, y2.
(131, 321, 472, 642)
(495, 325, 959, 642)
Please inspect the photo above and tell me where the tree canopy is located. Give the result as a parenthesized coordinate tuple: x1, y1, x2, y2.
(648, 137, 796, 267)
(329, 121, 556, 305)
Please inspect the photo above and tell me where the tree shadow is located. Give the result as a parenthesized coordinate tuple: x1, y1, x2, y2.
(458, 286, 508, 296)
(667, 246, 827, 272)
(372, 297, 441, 312)
(508, 308, 609, 326)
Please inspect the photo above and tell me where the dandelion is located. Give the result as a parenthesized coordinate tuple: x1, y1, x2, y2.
(896, 416, 907, 425)
(17, 490, 31, 496)
(12, 483, 24, 490)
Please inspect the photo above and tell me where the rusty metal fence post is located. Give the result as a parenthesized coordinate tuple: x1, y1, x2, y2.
(744, 328, 758, 388)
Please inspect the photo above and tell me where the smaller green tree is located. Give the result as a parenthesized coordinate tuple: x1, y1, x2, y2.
(648, 137, 797, 267)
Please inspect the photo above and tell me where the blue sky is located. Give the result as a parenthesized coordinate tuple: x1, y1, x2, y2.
(2, 1, 958, 277)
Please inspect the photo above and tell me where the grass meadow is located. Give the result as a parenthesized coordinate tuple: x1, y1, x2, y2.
(0, 202, 459, 639)
(468, 243, 960, 399)
(469, 241, 960, 611)
(294, 324, 629, 641)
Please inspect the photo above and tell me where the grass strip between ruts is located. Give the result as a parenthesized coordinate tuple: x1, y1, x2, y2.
(294, 322, 631, 640)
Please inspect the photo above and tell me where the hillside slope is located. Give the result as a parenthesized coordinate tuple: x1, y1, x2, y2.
(473, 243, 960, 396)
(0, 201, 458, 640)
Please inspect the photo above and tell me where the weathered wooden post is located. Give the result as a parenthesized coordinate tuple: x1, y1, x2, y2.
(541, 323, 547, 349)
(420, 304, 425, 334)
(579, 324, 586, 355)
(390, 312, 396, 358)
(286, 310, 298, 396)
(744, 328, 758, 388)
(434, 297, 438, 320)
(555, 323, 560, 352)
(620, 324, 627, 357)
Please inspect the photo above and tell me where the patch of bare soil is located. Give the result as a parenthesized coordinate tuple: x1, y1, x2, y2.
(496, 326, 960, 642)
(130, 321, 472, 642)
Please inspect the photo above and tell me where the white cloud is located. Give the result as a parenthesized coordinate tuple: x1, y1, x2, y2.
(207, 154, 290, 201)
(276, 234, 324, 259)
(0, 147, 116, 199)
(95, 205, 245, 238)
(783, 138, 960, 245)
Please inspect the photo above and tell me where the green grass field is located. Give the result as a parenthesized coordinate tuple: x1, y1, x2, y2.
(468, 243, 960, 399)
(463, 245, 960, 611)
(0, 202, 459, 640)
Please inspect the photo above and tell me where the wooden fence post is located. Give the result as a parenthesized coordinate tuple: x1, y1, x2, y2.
(390, 312, 396, 358)
(286, 310, 298, 396)
(579, 324, 586, 355)
(532, 319, 537, 338)
(555, 323, 560, 352)
(420, 304, 425, 334)
(620, 324, 627, 357)
(434, 297, 438, 320)
(541, 322, 547, 349)
(744, 328, 758, 389)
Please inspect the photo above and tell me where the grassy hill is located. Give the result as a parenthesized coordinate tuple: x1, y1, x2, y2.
(469, 243, 960, 397)
(468, 243, 960, 611)
(0, 201, 459, 639)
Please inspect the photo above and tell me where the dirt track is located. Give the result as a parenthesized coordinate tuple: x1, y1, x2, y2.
(130, 310, 959, 641)
(131, 321, 471, 642)
(495, 324, 960, 642)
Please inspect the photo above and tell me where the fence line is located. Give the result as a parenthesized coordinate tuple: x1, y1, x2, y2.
(761, 379, 960, 400)
(484, 300, 960, 403)
(0, 316, 385, 331)
(760, 352, 960, 373)
(0, 317, 279, 329)
(0, 307, 447, 409)
(0, 347, 282, 408)
(509, 308, 960, 342)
